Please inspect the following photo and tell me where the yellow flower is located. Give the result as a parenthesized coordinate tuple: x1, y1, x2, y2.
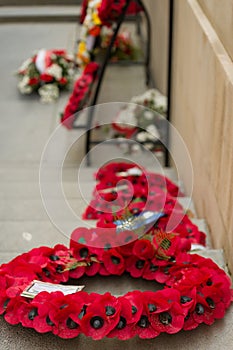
(78, 41, 87, 55)
(76, 41, 90, 66)
(92, 12, 101, 25)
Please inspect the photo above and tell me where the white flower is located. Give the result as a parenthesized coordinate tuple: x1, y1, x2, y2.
(89, 0, 101, 9)
(18, 84, 33, 94)
(18, 76, 32, 94)
(130, 89, 167, 114)
(116, 107, 137, 127)
(136, 132, 148, 142)
(38, 84, 59, 103)
(45, 64, 62, 80)
(144, 142, 154, 150)
(131, 144, 141, 153)
(18, 58, 33, 72)
(144, 111, 154, 120)
(154, 95, 167, 111)
(146, 124, 160, 139)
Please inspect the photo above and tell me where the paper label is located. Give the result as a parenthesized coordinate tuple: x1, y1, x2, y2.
(116, 167, 143, 177)
(21, 280, 85, 299)
(191, 244, 206, 251)
(114, 211, 165, 233)
(99, 184, 128, 194)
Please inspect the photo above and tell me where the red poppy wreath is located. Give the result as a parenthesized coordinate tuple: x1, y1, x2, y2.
(0, 227, 232, 340)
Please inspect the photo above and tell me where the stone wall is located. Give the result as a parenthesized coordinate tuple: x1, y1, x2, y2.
(170, 0, 233, 272)
(145, 0, 233, 273)
(144, 0, 169, 95)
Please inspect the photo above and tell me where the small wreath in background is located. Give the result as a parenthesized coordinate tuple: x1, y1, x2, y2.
(17, 49, 75, 103)
(0, 227, 232, 340)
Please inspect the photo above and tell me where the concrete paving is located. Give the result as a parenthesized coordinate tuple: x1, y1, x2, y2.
(0, 16, 232, 350)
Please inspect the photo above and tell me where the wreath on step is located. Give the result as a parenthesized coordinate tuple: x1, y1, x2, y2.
(17, 49, 75, 103)
(0, 226, 232, 340)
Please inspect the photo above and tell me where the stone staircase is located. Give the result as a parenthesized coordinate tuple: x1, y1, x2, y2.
(0, 163, 232, 350)
(0, 16, 232, 350)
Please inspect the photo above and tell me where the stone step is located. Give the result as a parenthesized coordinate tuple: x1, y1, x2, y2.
(191, 218, 212, 248)
(191, 248, 229, 274)
(0, 5, 81, 22)
(0, 1, 81, 5)
(0, 217, 210, 258)
(0, 166, 179, 199)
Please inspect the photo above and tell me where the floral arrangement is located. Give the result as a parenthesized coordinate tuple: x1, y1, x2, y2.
(82, 162, 206, 246)
(80, 0, 142, 27)
(61, 62, 99, 129)
(77, 0, 142, 67)
(100, 27, 141, 62)
(17, 49, 75, 103)
(110, 89, 167, 152)
(0, 227, 232, 340)
(77, 0, 102, 67)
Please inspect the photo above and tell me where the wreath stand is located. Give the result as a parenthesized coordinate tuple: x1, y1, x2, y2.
(72, 0, 153, 166)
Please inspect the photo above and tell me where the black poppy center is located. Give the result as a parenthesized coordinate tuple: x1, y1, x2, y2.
(195, 303, 205, 315)
(117, 316, 127, 330)
(125, 235, 133, 243)
(49, 255, 60, 261)
(66, 317, 79, 329)
(28, 308, 38, 321)
(105, 243, 112, 250)
(90, 316, 104, 329)
(43, 268, 50, 277)
(136, 260, 145, 269)
(132, 305, 137, 314)
(180, 296, 192, 304)
(79, 247, 89, 258)
(56, 265, 63, 273)
(105, 306, 116, 316)
(3, 299, 10, 309)
(150, 264, 158, 272)
(159, 312, 172, 325)
(138, 315, 149, 328)
(79, 305, 87, 320)
(111, 256, 121, 265)
(46, 316, 55, 326)
(206, 297, 215, 309)
(148, 303, 157, 313)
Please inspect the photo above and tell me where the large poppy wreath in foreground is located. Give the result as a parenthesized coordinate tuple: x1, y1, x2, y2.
(0, 227, 232, 340)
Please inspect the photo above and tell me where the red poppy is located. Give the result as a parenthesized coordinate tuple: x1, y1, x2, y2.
(80, 0, 88, 23)
(81, 293, 121, 340)
(29, 77, 39, 86)
(49, 292, 86, 338)
(31, 291, 60, 333)
(102, 248, 125, 275)
(147, 289, 185, 334)
(59, 77, 68, 85)
(133, 239, 154, 260)
(126, 255, 148, 278)
(89, 26, 101, 37)
(83, 61, 99, 75)
(4, 296, 25, 325)
(40, 73, 53, 82)
(107, 296, 133, 339)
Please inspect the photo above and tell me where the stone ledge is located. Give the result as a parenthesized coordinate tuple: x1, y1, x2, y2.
(0, 6, 81, 22)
